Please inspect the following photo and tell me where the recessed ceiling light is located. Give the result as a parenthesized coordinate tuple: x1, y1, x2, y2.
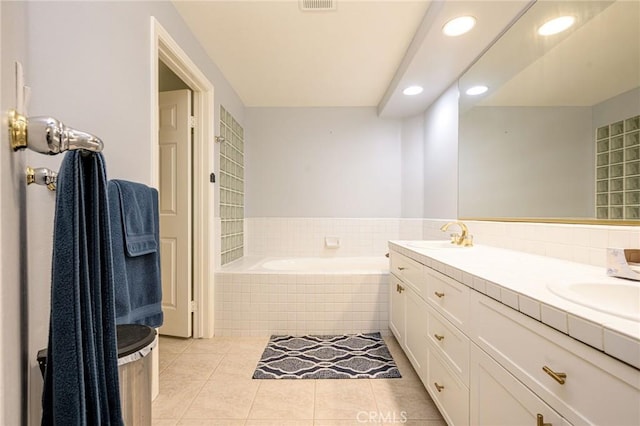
(465, 85, 488, 96)
(442, 16, 476, 37)
(538, 16, 575, 36)
(403, 85, 424, 96)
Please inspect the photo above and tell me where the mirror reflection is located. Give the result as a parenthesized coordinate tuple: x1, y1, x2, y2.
(458, 0, 640, 221)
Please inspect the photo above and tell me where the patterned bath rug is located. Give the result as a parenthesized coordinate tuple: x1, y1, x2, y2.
(252, 332, 402, 379)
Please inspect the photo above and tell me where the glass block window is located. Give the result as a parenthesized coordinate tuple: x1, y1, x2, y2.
(596, 115, 640, 220)
(220, 106, 244, 264)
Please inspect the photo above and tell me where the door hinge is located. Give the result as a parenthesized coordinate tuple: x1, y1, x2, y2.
(189, 116, 197, 128)
(190, 300, 198, 312)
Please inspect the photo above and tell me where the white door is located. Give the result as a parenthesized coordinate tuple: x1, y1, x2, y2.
(158, 89, 192, 337)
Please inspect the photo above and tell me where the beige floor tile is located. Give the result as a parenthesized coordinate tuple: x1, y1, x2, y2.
(314, 421, 445, 426)
(246, 420, 314, 426)
(183, 378, 260, 419)
(370, 379, 443, 420)
(159, 336, 194, 353)
(184, 338, 235, 354)
(160, 353, 225, 381)
(152, 419, 178, 426)
(249, 380, 315, 420)
(159, 350, 179, 373)
(177, 420, 245, 426)
(314, 380, 377, 420)
(152, 380, 206, 420)
(210, 352, 262, 381)
(226, 336, 270, 355)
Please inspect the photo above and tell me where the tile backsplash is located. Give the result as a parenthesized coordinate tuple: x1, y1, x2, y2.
(242, 217, 639, 268)
(424, 219, 640, 268)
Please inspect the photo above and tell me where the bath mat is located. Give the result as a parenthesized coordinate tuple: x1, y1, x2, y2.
(252, 332, 401, 379)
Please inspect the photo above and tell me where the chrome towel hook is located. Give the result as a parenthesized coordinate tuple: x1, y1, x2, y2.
(9, 109, 103, 155)
(26, 166, 57, 191)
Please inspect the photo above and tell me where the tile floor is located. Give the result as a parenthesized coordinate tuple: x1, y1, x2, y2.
(153, 334, 446, 426)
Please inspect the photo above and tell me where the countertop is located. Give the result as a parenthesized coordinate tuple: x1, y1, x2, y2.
(389, 240, 640, 369)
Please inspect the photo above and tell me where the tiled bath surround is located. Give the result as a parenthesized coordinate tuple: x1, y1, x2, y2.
(214, 271, 389, 337)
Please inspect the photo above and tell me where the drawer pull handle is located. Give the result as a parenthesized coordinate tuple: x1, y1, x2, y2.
(542, 366, 566, 385)
(536, 414, 552, 426)
(434, 382, 445, 392)
(434, 334, 445, 341)
(397, 266, 407, 271)
(434, 291, 445, 298)
(396, 284, 405, 294)
(385, 253, 390, 258)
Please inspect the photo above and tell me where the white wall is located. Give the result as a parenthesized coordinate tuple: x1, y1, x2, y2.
(8, 2, 245, 424)
(245, 107, 402, 218)
(400, 114, 425, 218)
(1, 3, 28, 424)
(592, 87, 640, 130)
(423, 84, 458, 220)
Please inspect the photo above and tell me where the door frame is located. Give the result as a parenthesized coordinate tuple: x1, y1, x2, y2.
(150, 17, 214, 338)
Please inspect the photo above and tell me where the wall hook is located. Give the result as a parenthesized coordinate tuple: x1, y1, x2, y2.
(26, 166, 57, 191)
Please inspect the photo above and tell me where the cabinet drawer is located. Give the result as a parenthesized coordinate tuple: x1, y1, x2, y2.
(425, 267, 470, 333)
(427, 308, 470, 386)
(427, 349, 469, 426)
(470, 344, 570, 426)
(471, 292, 640, 426)
(390, 252, 426, 296)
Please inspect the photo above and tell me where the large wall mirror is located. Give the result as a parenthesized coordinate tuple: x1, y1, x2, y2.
(458, 0, 640, 223)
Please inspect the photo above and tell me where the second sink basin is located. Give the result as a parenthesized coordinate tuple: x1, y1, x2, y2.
(547, 280, 640, 321)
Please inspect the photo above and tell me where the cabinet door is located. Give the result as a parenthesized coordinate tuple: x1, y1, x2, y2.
(405, 286, 428, 379)
(389, 275, 405, 345)
(470, 344, 570, 426)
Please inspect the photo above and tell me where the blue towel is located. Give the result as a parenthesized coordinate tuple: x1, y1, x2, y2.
(108, 179, 163, 327)
(42, 152, 123, 425)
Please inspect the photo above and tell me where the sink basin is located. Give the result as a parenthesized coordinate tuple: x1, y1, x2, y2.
(547, 281, 640, 321)
(406, 240, 467, 250)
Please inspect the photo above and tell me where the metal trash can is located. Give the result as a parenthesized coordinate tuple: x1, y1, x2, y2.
(37, 324, 157, 425)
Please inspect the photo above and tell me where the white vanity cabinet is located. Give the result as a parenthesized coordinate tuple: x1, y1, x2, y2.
(390, 251, 470, 425)
(388, 245, 640, 426)
(470, 291, 640, 426)
(389, 253, 429, 378)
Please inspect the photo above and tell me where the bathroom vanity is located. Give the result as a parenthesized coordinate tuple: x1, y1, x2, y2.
(388, 241, 640, 426)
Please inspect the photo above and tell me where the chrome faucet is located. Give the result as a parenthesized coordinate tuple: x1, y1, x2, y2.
(440, 221, 473, 246)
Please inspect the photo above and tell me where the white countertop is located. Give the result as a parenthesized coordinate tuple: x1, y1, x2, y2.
(389, 240, 640, 369)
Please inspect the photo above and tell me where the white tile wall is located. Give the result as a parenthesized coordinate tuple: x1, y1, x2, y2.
(246, 218, 424, 257)
(422, 219, 640, 268)
(240, 217, 639, 267)
(214, 271, 389, 336)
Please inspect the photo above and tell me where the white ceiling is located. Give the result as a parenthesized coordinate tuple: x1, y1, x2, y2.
(172, 0, 532, 116)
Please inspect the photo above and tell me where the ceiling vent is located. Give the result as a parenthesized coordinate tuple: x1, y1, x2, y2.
(299, 0, 336, 12)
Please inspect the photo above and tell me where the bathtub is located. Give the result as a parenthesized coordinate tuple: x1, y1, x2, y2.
(252, 256, 388, 273)
(215, 256, 390, 336)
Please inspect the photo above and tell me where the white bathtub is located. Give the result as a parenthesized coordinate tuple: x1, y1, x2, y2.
(253, 256, 389, 274)
(215, 256, 390, 336)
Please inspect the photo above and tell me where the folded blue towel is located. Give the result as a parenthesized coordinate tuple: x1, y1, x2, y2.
(108, 179, 163, 327)
(42, 151, 123, 425)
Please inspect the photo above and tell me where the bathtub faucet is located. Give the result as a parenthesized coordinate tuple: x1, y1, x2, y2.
(440, 221, 473, 247)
